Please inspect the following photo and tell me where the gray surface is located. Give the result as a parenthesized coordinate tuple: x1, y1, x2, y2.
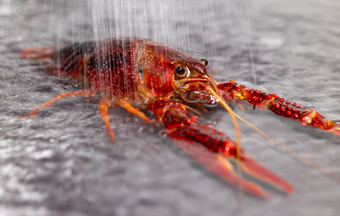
(1, 0, 340, 216)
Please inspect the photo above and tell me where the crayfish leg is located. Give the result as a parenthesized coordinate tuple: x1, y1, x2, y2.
(22, 90, 94, 119)
(117, 100, 153, 123)
(98, 101, 115, 141)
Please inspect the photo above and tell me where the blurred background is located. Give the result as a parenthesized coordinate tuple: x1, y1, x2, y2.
(1, 0, 340, 215)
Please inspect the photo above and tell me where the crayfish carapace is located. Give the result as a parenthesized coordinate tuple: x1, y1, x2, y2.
(21, 38, 340, 199)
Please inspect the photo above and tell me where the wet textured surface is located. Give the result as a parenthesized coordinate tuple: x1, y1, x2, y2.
(1, 0, 340, 215)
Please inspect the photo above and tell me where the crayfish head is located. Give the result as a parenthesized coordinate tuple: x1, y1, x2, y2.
(172, 61, 222, 107)
(137, 40, 223, 107)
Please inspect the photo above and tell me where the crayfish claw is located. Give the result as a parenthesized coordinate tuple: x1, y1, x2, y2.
(149, 97, 291, 198)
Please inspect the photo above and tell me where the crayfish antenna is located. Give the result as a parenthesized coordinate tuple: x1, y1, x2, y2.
(206, 86, 247, 201)
(208, 85, 294, 194)
(207, 84, 334, 194)
(232, 112, 340, 184)
(155, 97, 273, 199)
(206, 87, 241, 160)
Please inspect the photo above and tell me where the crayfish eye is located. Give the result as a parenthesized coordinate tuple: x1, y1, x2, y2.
(175, 66, 188, 77)
(200, 59, 208, 66)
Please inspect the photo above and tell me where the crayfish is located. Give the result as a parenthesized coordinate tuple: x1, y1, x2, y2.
(21, 38, 340, 199)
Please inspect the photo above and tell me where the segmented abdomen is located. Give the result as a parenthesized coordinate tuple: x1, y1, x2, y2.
(50, 38, 146, 100)
(85, 38, 144, 99)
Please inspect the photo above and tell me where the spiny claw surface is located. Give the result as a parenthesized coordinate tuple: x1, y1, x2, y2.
(217, 80, 340, 137)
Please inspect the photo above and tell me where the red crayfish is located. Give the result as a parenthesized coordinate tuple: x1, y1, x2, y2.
(21, 38, 340, 199)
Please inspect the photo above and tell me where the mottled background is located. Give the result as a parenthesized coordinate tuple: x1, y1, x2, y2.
(1, 0, 340, 216)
